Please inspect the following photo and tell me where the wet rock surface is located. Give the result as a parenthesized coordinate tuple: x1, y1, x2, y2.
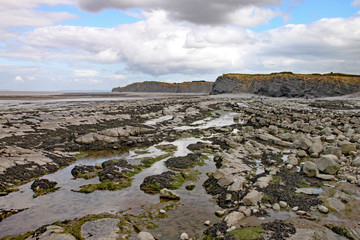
(1, 93, 360, 239)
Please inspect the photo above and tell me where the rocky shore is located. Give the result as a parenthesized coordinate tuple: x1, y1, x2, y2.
(0, 93, 359, 239)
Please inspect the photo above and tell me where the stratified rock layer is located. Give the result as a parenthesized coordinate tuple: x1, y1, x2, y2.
(211, 72, 360, 97)
(112, 81, 213, 93)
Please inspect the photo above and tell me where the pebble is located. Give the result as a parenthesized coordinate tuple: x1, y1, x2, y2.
(296, 210, 306, 215)
(204, 220, 211, 226)
(272, 203, 281, 211)
(159, 209, 166, 214)
(226, 226, 236, 232)
(292, 206, 299, 211)
(279, 201, 288, 208)
(180, 232, 189, 240)
(318, 205, 329, 213)
(215, 210, 226, 217)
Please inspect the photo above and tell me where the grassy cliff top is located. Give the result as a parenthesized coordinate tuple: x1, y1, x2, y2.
(221, 72, 360, 84)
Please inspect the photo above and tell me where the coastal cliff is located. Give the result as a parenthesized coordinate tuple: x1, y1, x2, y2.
(112, 81, 213, 93)
(211, 72, 360, 97)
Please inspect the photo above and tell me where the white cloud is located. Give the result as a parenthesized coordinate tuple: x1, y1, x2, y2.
(14, 75, 24, 82)
(352, 0, 360, 6)
(74, 69, 99, 77)
(77, 0, 282, 26)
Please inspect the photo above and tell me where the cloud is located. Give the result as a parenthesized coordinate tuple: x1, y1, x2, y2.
(14, 75, 24, 82)
(0, 0, 76, 29)
(1, 12, 360, 80)
(77, 0, 282, 26)
(352, 0, 360, 6)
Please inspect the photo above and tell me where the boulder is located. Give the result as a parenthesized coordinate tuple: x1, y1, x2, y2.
(316, 155, 339, 175)
(159, 188, 180, 200)
(31, 179, 57, 191)
(302, 162, 319, 177)
(268, 125, 279, 135)
(296, 138, 313, 150)
(137, 232, 155, 240)
(309, 142, 323, 156)
(242, 190, 263, 206)
(224, 211, 245, 226)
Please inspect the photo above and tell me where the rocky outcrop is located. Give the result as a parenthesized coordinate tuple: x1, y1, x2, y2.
(211, 72, 360, 97)
(112, 81, 213, 93)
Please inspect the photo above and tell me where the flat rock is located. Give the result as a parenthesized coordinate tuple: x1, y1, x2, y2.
(327, 197, 346, 212)
(26, 225, 76, 240)
(81, 218, 120, 240)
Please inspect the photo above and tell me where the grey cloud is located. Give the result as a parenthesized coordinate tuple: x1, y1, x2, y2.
(77, 0, 282, 25)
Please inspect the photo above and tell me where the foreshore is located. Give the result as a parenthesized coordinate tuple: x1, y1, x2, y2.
(0, 93, 359, 239)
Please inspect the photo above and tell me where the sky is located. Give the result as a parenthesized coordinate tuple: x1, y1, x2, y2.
(0, 0, 359, 91)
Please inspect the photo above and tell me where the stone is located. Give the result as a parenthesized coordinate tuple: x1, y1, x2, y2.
(243, 209, 252, 217)
(296, 188, 321, 195)
(309, 142, 323, 155)
(321, 127, 332, 136)
(297, 150, 307, 158)
(327, 198, 346, 212)
(272, 203, 281, 211)
(137, 232, 155, 240)
(159, 188, 180, 200)
(226, 226, 237, 232)
(215, 210, 226, 217)
(302, 162, 319, 177)
(339, 141, 357, 154)
(279, 201, 288, 208)
(316, 155, 339, 175)
(346, 175, 357, 183)
(292, 206, 299, 211)
(26, 225, 76, 240)
(268, 125, 278, 135)
(95, 163, 102, 169)
(323, 147, 342, 158)
(316, 174, 336, 181)
(297, 138, 313, 150)
(242, 190, 264, 206)
(318, 205, 329, 213)
(352, 156, 360, 167)
(224, 211, 245, 226)
(75, 133, 96, 144)
(204, 220, 211, 226)
(180, 232, 189, 240)
(296, 210, 306, 215)
(325, 135, 336, 143)
(81, 218, 120, 240)
(159, 209, 166, 214)
(255, 175, 273, 188)
(287, 156, 299, 166)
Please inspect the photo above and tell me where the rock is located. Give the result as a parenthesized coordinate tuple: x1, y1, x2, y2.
(321, 127, 332, 136)
(242, 190, 264, 206)
(226, 226, 236, 232)
(272, 203, 281, 211)
(159, 209, 166, 214)
(346, 175, 357, 183)
(302, 162, 319, 177)
(316, 155, 339, 175)
(75, 133, 96, 144)
(296, 210, 306, 215)
(26, 225, 76, 240)
(140, 171, 183, 193)
(292, 206, 299, 211)
(309, 141, 323, 156)
(296, 188, 321, 195)
(180, 232, 189, 240)
(31, 179, 57, 191)
(286, 156, 298, 166)
(95, 163, 102, 169)
(268, 125, 278, 135)
(255, 175, 273, 188)
(279, 201, 288, 208)
(318, 205, 329, 213)
(81, 218, 120, 240)
(136, 232, 155, 240)
(316, 174, 336, 181)
(327, 198, 346, 212)
(224, 211, 245, 226)
(215, 210, 226, 217)
(352, 156, 360, 167)
(325, 135, 336, 143)
(297, 138, 313, 150)
(185, 183, 195, 191)
(204, 220, 211, 226)
(323, 147, 342, 158)
(71, 165, 96, 178)
(165, 153, 202, 169)
(297, 150, 307, 158)
(339, 141, 357, 154)
(159, 188, 180, 200)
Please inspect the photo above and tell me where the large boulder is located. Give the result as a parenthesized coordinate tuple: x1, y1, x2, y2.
(316, 155, 339, 175)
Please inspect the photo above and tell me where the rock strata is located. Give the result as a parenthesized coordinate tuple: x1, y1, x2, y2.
(211, 72, 360, 97)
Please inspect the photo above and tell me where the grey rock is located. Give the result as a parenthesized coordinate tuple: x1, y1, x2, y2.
(309, 141, 323, 155)
(26, 226, 76, 240)
(224, 211, 245, 226)
(279, 201, 288, 208)
(180, 232, 189, 240)
(272, 203, 281, 211)
(316, 155, 339, 175)
(327, 198, 346, 212)
(339, 141, 357, 154)
(242, 190, 264, 206)
(159, 188, 180, 200)
(323, 147, 342, 158)
(302, 162, 319, 177)
(137, 232, 155, 240)
(318, 205, 329, 213)
(81, 218, 120, 240)
(268, 125, 279, 135)
(352, 156, 360, 167)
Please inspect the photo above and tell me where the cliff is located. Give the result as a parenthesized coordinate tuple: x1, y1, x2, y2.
(112, 81, 213, 93)
(211, 72, 360, 97)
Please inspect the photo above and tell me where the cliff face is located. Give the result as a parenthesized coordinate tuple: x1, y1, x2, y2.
(112, 81, 213, 93)
(211, 73, 360, 97)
